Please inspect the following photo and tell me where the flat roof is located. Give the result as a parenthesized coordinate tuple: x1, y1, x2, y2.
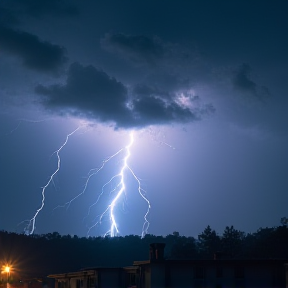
(48, 267, 123, 279)
(133, 258, 288, 266)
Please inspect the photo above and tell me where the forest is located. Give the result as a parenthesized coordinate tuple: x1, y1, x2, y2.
(0, 220, 288, 281)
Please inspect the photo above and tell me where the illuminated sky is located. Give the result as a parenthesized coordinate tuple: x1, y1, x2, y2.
(0, 0, 287, 237)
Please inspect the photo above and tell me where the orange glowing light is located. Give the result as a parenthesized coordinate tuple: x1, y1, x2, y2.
(1, 265, 12, 275)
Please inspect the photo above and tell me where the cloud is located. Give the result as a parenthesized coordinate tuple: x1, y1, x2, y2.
(35, 62, 129, 125)
(101, 33, 164, 65)
(232, 63, 270, 100)
(233, 63, 256, 93)
(101, 32, 204, 98)
(35, 63, 213, 129)
(130, 84, 205, 126)
(101, 33, 200, 70)
(0, 26, 67, 72)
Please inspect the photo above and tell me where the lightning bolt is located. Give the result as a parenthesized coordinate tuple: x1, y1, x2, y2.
(93, 131, 151, 237)
(52, 146, 125, 211)
(20, 126, 81, 235)
(19, 125, 150, 237)
(55, 130, 151, 238)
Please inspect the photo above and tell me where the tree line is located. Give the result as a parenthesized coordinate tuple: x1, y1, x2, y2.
(0, 222, 288, 279)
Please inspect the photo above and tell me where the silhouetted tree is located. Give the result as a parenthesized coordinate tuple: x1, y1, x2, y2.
(198, 225, 221, 258)
(1, 223, 288, 278)
(246, 227, 275, 258)
(170, 236, 197, 259)
(221, 226, 245, 257)
(280, 217, 288, 226)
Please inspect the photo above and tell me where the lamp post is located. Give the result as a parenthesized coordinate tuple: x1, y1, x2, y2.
(4, 266, 10, 283)
(2, 265, 11, 288)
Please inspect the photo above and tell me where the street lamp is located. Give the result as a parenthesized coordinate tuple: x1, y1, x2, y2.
(4, 266, 10, 281)
(1, 265, 11, 284)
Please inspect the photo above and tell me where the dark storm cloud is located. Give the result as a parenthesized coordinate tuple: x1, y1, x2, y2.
(132, 96, 194, 124)
(233, 64, 256, 93)
(101, 32, 203, 101)
(101, 33, 164, 65)
(101, 33, 199, 69)
(232, 63, 270, 100)
(132, 84, 215, 125)
(35, 62, 130, 125)
(0, 26, 67, 72)
(132, 84, 169, 99)
(35, 63, 212, 129)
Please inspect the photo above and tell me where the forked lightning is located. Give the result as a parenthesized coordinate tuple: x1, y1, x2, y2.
(21, 126, 81, 235)
(86, 131, 151, 237)
(22, 128, 151, 238)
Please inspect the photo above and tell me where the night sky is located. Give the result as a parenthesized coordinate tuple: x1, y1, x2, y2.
(0, 0, 287, 238)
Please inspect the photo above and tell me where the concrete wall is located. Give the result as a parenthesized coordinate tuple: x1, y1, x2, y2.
(143, 262, 285, 288)
(169, 264, 193, 288)
(150, 264, 166, 288)
(98, 269, 123, 288)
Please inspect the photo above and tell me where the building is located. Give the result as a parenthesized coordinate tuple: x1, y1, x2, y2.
(48, 243, 288, 288)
